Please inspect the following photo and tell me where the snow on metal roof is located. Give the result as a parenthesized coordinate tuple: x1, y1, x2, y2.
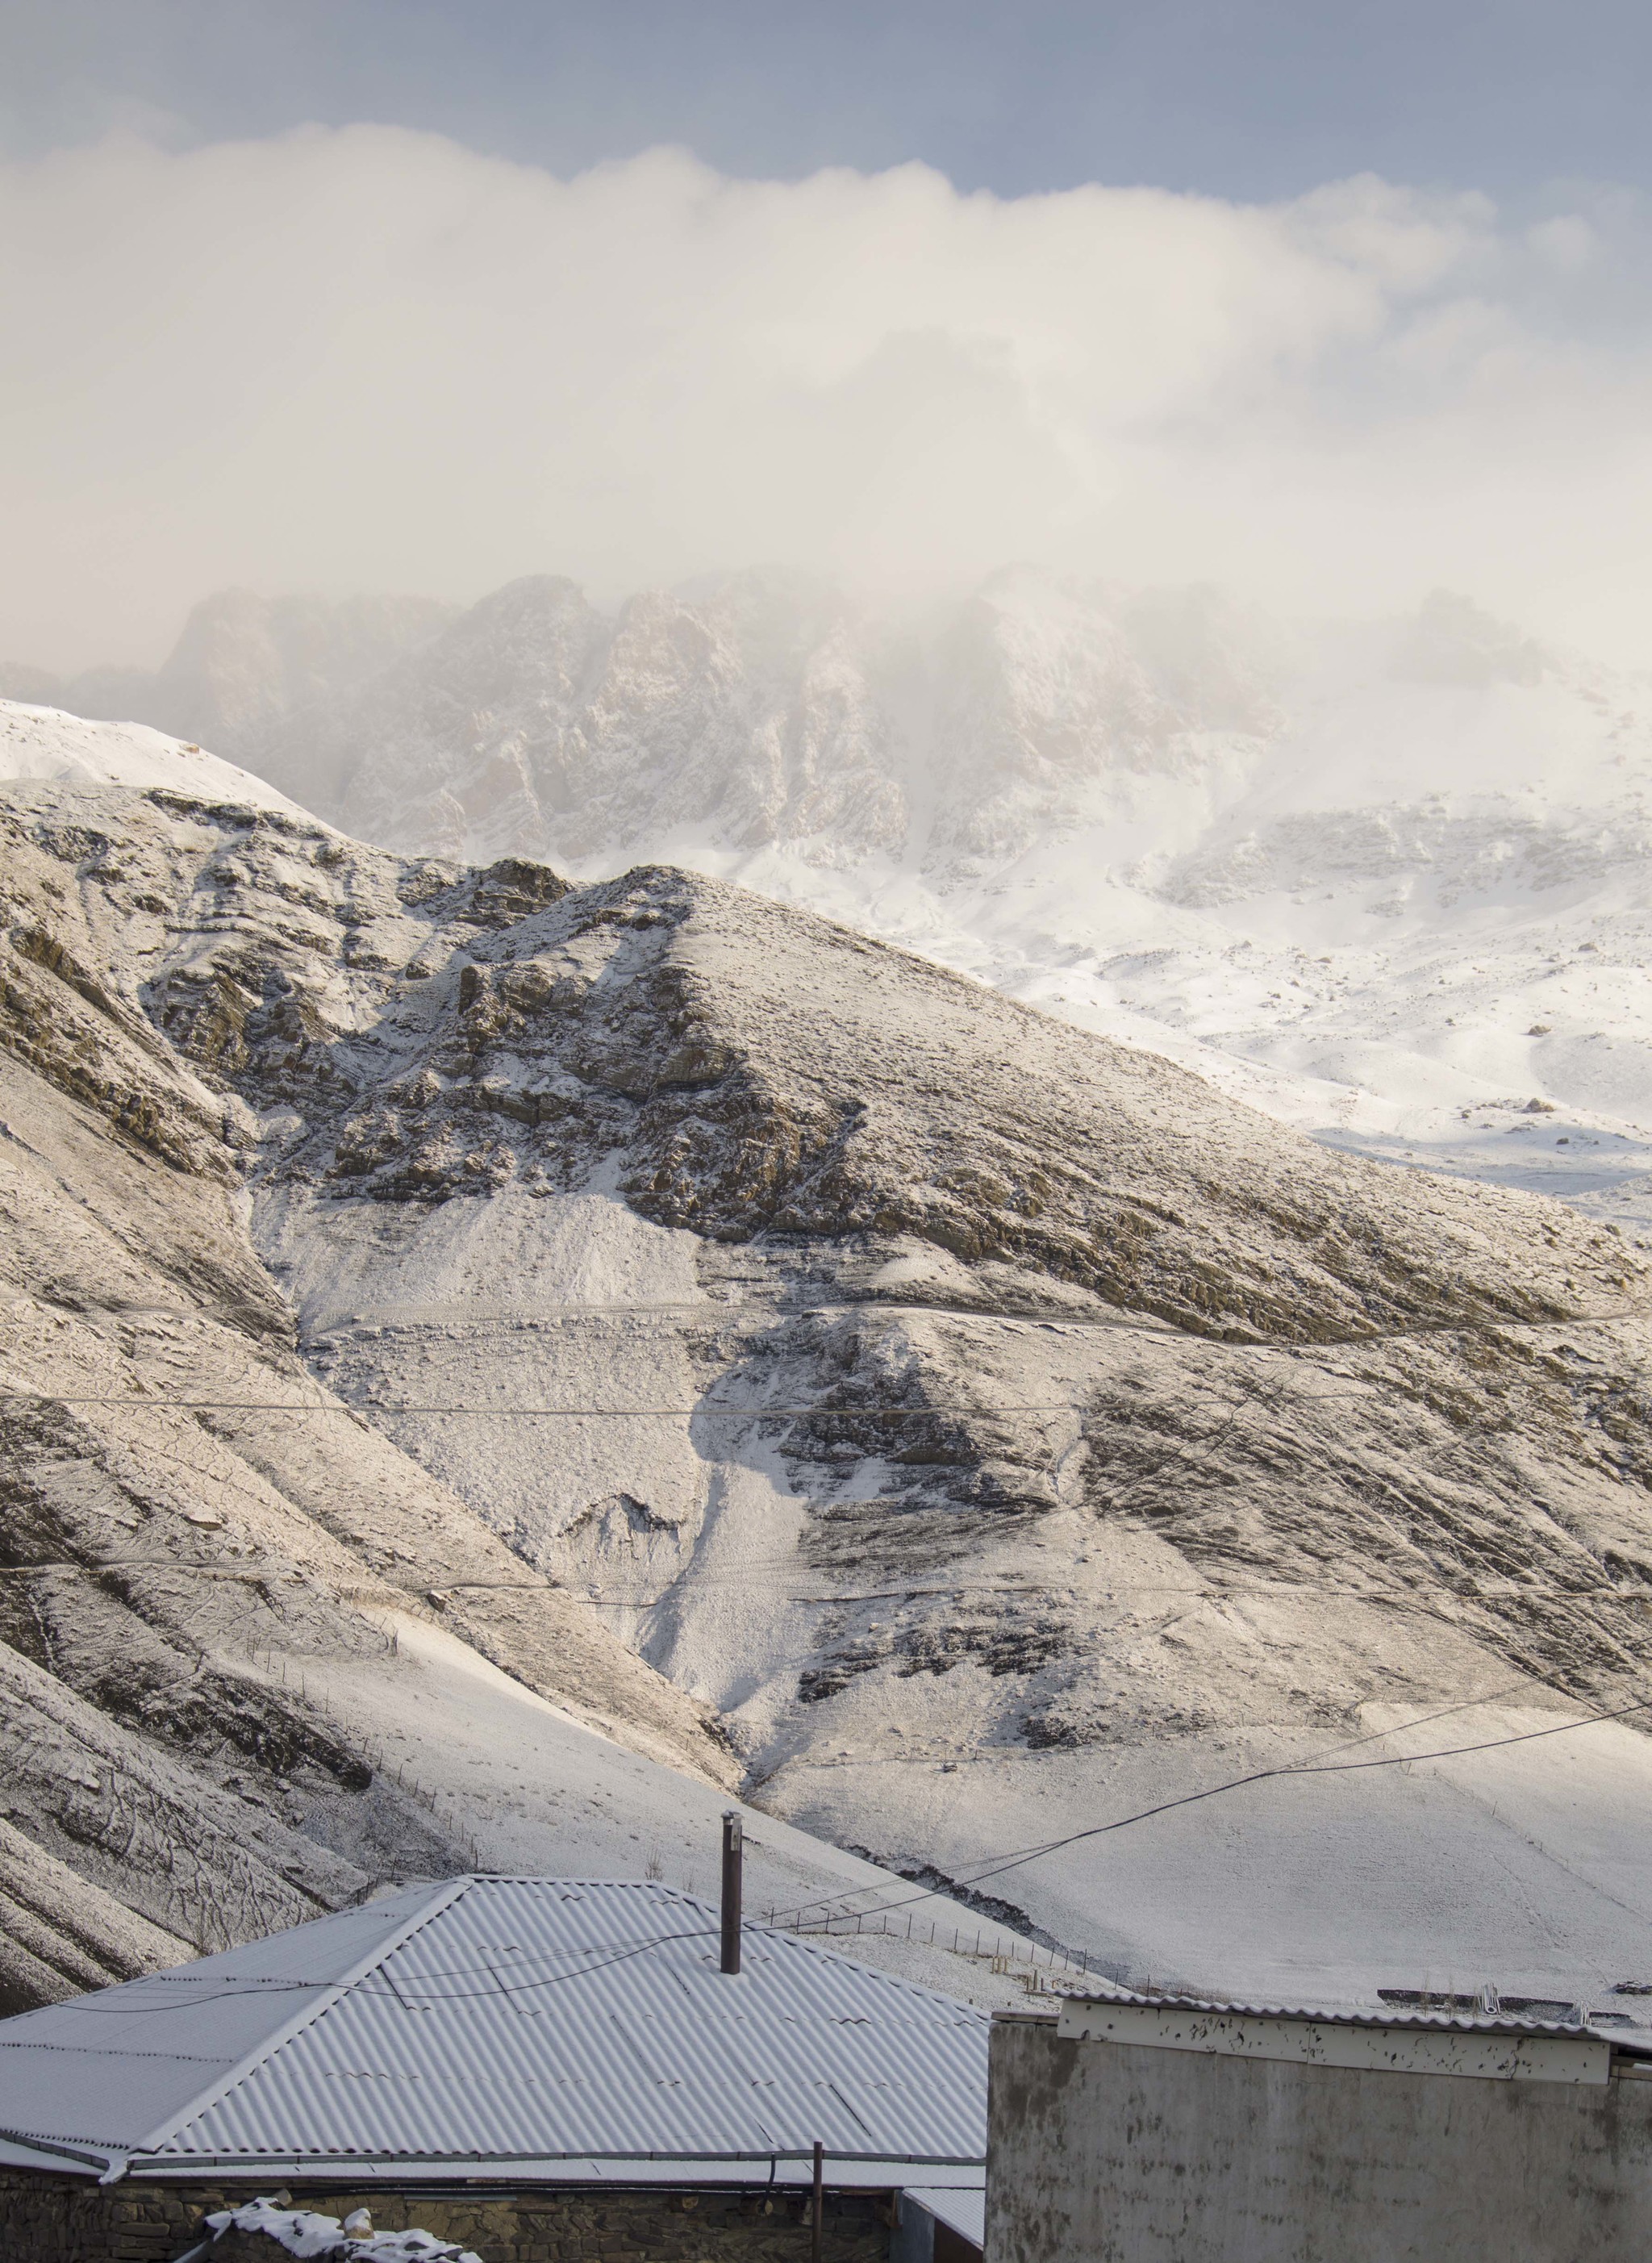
(903, 2182, 987, 2249)
(0, 1877, 987, 2183)
(1054, 1982, 1612, 2040)
(1053, 1994, 1620, 2084)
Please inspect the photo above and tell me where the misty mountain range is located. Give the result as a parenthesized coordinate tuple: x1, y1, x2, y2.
(10, 567, 1652, 1229)
(7, 569, 1288, 863)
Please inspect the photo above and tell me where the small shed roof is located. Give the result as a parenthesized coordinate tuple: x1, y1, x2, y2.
(0, 1877, 987, 2186)
(1049, 1986, 1652, 2086)
(1055, 1981, 1652, 2041)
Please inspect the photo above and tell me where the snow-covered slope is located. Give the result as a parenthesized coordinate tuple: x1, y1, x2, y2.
(32, 573, 1652, 1231)
(10, 765, 1652, 2015)
(0, 752, 1051, 2017)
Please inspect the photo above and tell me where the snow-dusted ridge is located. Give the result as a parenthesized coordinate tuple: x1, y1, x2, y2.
(0, 698, 306, 816)
(7, 733, 1652, 2014)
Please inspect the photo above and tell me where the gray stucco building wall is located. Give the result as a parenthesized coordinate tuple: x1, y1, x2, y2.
(987, 2005, 1652, 2263)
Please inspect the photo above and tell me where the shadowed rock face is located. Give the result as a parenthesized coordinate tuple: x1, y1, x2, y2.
(7, 778, 1652, 2001)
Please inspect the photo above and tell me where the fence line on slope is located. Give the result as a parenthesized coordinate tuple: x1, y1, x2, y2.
(772, 1899, 1096, 1988)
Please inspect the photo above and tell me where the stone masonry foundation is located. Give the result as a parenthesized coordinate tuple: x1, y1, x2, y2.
(0, 2169, 895, 2263)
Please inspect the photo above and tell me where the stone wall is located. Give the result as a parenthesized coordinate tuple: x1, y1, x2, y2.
(0, 2169, 895, 2263)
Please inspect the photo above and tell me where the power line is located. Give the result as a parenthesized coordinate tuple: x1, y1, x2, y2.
(4, 1395, 1160, 1416)
(0, 1376, 1459, 1419)
(48, 1689, 1652, 2010)
(759, 1685, 1652, 1932)
(767, 1683, 1538, 1925)
(66, 1924, 725, 2015)
(946, 1695, 1652, 1900)
(6, 1556, 1646, 1612)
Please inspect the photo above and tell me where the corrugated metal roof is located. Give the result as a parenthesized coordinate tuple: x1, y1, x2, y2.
(903, 2182, 986, 2248)
(1056, 1983, 1630, 2043)
(0, 1878, 987, 2181)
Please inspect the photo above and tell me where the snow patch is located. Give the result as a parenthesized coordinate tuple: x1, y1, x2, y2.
(204, 2197, 478, 2260)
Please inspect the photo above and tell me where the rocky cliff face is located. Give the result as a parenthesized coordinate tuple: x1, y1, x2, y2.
(0, 781, 747, 2005)
(8, 768, 1652, 2003)
(226, 567, 1287, 871)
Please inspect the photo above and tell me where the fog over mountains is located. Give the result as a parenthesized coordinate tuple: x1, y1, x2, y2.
(13, 567, 1652, 1229)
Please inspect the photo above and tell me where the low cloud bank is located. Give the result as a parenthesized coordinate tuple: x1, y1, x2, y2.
(3, 125, 1649, 670)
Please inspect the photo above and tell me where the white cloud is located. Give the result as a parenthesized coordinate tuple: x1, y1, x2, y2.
(2, 126, 1650, 670)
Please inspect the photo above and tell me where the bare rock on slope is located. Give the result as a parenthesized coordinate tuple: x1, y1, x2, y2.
(227, 858, 1629, 1343)
(0, 1814, 190, 2014)
(245, 572, 915, 866)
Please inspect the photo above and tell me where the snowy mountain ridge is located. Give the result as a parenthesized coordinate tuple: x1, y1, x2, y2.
(7, 741, 1652, 2014)
(21, 568, 1652, 1229)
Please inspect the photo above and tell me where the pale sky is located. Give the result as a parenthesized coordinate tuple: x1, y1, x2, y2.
(4, 2, 1651, 673)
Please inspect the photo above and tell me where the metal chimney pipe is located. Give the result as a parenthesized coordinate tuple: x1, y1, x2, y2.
(720, 1810, 743, 1974)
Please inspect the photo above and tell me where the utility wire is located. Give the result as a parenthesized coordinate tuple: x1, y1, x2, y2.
(768, 1683, 1547, 1925)
(0, 1375, 1460, 1418)
(5, 1557, 1645, 1612)
(65, 1924, 726, 2015)
(70, 1689, 1652, 2012)
(4, 1395, 1173, 1416)
(759, 1687, 1652, 1931)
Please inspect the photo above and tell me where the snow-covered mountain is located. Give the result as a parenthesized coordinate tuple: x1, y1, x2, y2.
(39, 568, 1652, 1232)
(8, 737, 1652, 2017)
(0, 732, 1060, 2019)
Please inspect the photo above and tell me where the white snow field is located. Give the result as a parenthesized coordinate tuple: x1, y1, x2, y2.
(262, 1165, 1652, 2010)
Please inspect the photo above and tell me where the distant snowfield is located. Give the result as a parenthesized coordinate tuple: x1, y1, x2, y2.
(676, 827, 1652, 1238)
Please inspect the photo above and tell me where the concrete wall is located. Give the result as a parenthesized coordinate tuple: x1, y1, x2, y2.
(987, 2011, 1652, 2263)
(0, 2169, 894, 2263)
